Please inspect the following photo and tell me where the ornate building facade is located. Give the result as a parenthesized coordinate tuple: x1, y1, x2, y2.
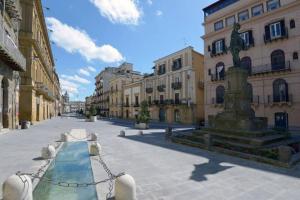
(19, 0, 60, 123)
(203, 0, 300, 130)
(0, 0, 26, 130)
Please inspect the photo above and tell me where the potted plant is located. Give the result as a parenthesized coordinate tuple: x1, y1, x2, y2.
(135, 101, 150, 129)
(89, 105, 97, 122)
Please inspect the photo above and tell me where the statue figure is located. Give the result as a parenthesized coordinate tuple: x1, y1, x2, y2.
(229, 23, 244, 68)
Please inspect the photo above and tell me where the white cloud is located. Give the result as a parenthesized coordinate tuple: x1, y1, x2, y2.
(60, 79, 79, 95)
(46, 17, 124, 63)
(90, 0, 142, 25)
(87, 66, 96, 72)
(147, 0, 153, 5)
(78, 68, 91, 76)
(156, 10, 163, 16)
(61, 74, 91, 84)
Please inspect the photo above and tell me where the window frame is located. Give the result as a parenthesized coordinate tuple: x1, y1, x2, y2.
(240, 31, 250, 47)
(215, 40, 223, 54)
(267, 0, 280, 11)
(214, 20, 224, 31)
(270, 22, 282, 39)
(238, 10, 249, 22)
(226, 15, 235, 27)
(251, 4, 264, 17)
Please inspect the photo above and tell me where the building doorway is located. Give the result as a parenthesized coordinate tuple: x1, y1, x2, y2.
(275, 112, 288, 130)
(1, 78, 9, 128)
(159, 108, 166, 122)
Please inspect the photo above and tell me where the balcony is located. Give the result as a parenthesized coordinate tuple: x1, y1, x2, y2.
(267, 94, 293, 106)
(172, 65, 182, 71)
(146, 88, 153, 93)
(0, 18, 26, 72)
(171, 82, 182, 90)
(124, 103, 130, 107)
(157, 85, 166, 92)
(211, 74, 225, 82)
(35, 82, 55, 101)
(251, 61, 291, 75)
(133, 103, 140, 107)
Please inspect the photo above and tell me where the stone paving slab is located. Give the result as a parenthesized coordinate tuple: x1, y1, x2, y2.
(0, 116, 300, 200)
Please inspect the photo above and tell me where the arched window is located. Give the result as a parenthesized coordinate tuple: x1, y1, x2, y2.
(216, 85, 225, 104)
(273, 79, 288, 102)
(271, 50, 285, 70)
(241, 57, 252, 75)
(216, 62, 225, 80)
(247, 83, 253, 102)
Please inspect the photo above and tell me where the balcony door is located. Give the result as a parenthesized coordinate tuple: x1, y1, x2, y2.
(1, 78, 9, 128)
(271, 50, 285, 70)
(275, 112, 288, 130)
(159, 108, 166, 122)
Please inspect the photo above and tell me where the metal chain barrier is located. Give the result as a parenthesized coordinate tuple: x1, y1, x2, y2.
(16, 139, 124, 200)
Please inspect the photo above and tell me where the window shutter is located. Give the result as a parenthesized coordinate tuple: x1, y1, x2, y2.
(249, 30, 254, 46)
(264, 25, 270, 42)
(222, 39, 226, 52)
(280, 20, 286, 37)
(212, 42, 216, 55)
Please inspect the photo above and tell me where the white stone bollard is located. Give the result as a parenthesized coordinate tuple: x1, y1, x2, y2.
(115, 174, 137, 200)
(120, 130, 126, 137)
(90, 143, 101, 156)
(91, 133, 98, 141)
(138, 130, 143, 136)
(41, 145, 56, 159)
(3, 174, 33, 200)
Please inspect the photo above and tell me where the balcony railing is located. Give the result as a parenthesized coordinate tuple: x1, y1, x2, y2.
(171, 82, 182, 90)
(133, 103, 140, 107)
(172, 65, 182, 71)
(35, 82, 55, 101)
(146, 88, 153, 93)
(251, 61, 291, 75)
(0, 17, 26, 71)
(157, 85, 166, 92)
(211, 74, 225, 81)
(267, 94, 293, 105)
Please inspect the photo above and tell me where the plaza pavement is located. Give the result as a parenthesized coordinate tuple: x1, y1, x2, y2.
(0, 116, 300, 200)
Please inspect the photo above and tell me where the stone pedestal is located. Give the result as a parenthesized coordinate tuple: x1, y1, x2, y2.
(209, 67, 267, 131)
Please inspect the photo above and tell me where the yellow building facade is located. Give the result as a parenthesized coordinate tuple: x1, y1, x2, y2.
(123, 81, 142, 120)
(19, 0, 60, 123)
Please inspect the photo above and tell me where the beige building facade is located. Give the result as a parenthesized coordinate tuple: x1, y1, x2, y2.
(203, 0, 300, 129)
(109, 63, 143, 118)
(19, 0, 60, 123)
(0, 0, 26, 130)
(143, 47, 205, 124)
(123, 81, 142, 119)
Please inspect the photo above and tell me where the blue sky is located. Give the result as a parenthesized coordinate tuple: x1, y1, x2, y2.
(43, 0, 215, 101)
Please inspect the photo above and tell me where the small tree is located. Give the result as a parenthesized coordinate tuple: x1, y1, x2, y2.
(138, 101, 150, 124)
(89, 105, 97, 116)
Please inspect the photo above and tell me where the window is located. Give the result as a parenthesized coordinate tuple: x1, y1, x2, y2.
(271, 50, 285, 70)
(270, 22, 282, 39)
(160, 95, 164, 104)
(215, 40, 223, 54)
(273, 79, 288, 102)
(252, 4, 263, 17)
(226, 16, 235, 27)
(135, 96, 139, 106)
(175, 76, 180, 83)
(290, 19, 295, 29)
(172, 58, 182, 70)
(158, 64, 166, 75)
(216, 62, 225, 80)
(238, 10, 249, 22)
(274, 112, 288, 130)
(241, 57, 252, 75)
(214, 20, 224, 31)
(216, 86, 225, 104)
(174, 110, 180, 122)
(148, 96, 151, 105)
(175, 93, 180, 104)
(293, 52, 298, 60)
(240, 32, 250, 47)
(126, 97, 129, 106)
(267, 0, 280, 11)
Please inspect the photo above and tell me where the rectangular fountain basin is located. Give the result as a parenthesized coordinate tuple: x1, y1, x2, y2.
(33, 142, 98, 200)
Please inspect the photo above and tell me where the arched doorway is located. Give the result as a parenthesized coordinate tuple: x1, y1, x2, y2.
(159, 108, 166, 122)
(1, 78, 9, 128)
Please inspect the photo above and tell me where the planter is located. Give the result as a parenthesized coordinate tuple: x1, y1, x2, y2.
(135, 123, 149, 130)
(90, 116, 97, 122)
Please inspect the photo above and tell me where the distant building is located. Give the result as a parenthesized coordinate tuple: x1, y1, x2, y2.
(143, 47, 205, 124)
(0, 0, 26, 130)
(109, 63, 143, 118)
(19, 0, 61, 123)
(123, 81, 143, 119)
(203, 0, 300, 129)
(62, 91, 70, 113)
(69, 101, 85, 113)
(85, 96, 93, 115)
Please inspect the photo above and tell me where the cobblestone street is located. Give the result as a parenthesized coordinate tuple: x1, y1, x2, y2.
(1, 116, 300, 200)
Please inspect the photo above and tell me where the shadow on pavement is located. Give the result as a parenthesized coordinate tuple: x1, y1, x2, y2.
(122, 131, 300, 181)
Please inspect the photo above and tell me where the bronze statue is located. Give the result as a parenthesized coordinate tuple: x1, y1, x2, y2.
(229, 23, 244, 68)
